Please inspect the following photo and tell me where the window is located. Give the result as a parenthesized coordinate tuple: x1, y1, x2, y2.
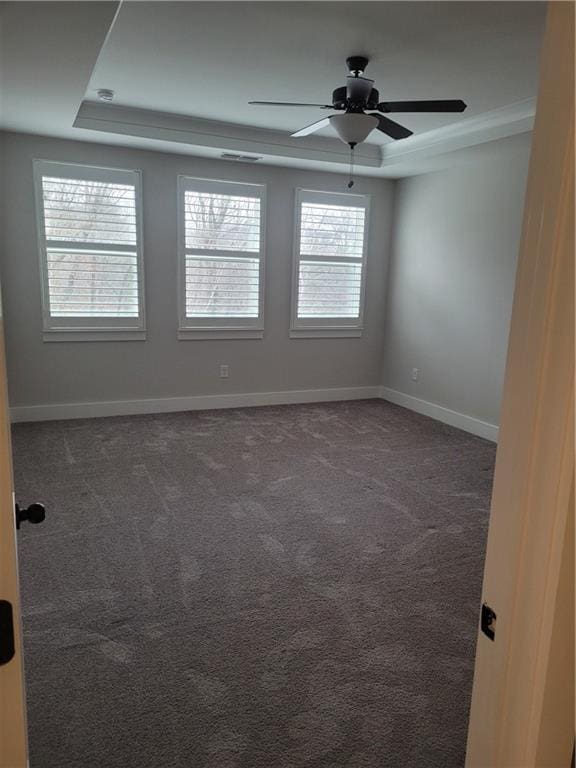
(34, 160, 145, 341)
(291, 189, 370, 338)
(178, 177, 266, 339)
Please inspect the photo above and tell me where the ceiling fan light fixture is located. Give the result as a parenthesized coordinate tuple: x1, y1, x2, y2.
(329, 113, 379, 146)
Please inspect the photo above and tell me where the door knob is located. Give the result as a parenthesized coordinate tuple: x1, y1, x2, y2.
(15, 502, 46, 530)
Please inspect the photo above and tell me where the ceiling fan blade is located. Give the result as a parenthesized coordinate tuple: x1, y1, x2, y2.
(249, 101, 334, 109)
(371, 114, 413, 140)
(291, 117, 332, 138)
(346, 76, 374, 104)
(377, 99, 467, 113)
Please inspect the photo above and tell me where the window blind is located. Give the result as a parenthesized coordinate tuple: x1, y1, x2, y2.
(299, 202, 366, 260)
(179, 179, 265, 337)
(297, 261, 363, 318)
(292, 191, 369, 335)
(46, 249, 138, 317)
(185, 256, 260, 318)
(35, 163, 144, 338)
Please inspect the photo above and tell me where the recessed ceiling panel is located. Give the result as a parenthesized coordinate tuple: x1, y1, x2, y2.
(87, 1, 546, 144)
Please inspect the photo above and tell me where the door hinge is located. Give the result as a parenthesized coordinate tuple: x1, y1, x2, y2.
(481, 602, 497, 641)
(0, 600, 15, 665)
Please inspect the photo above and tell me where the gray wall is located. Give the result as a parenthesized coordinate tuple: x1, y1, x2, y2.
(0, 132, 394, 408)
(381, 133, 532, 426)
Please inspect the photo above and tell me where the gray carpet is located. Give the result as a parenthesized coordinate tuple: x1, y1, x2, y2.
(12, 400, 495, 768)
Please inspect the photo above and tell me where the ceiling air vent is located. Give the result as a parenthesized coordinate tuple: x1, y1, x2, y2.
(220, 153, 262, 162)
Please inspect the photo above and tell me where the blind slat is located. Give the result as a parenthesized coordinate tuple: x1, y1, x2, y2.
(50, 307, 138, 317)
(184, 209, 260, 218)
(46, 222, 136, 234)
(185, 288, 259, 295)
(49, 290, 139, 298)
(44, 210, 137, 224)
(46, 234, 137, 245)
(185, 234, 260, 243)
(44, 202, 136, 215)
(184, 272, 259, 278)
(47, 256, 137, 266)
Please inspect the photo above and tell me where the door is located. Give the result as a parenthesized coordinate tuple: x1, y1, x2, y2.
(466, 2, 575, 766)
(0, 287, 28, 764)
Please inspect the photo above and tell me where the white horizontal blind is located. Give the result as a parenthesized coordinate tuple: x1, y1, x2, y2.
(179, 178, 265, 336)
(185, 256, 260, 318)
(299, 202, 365, 260)
(46, 250, 138, 317)
(35, 162, 144, 336)
(293, 190, 369, 334)
(298, 261, 363, 318)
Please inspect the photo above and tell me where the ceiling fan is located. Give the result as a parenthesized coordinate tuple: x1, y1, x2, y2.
(249, 56, 467, 148)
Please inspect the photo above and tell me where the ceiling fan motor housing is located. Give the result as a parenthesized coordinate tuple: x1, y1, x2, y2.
(346, 56, 370, 75)
(332, 86, 379, 110)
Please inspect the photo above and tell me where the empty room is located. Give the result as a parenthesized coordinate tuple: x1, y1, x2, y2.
(1, 2, 573, 767)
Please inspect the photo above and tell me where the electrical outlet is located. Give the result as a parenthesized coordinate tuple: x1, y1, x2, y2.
(219, 365, 229, 379)
(411, 367, 419, 382)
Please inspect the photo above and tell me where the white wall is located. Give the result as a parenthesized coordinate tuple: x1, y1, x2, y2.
(381, 133, 532, 429)
(0, 130, 532, 431)
(0, 132, 394, 411)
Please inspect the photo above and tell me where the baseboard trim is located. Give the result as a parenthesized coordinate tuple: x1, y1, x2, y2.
(9, 386, 500, 440)
(10, 386, 381, 423)
(379, 386, 499, 442)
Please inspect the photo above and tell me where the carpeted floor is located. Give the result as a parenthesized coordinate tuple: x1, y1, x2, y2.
(12, 400, 495, 768)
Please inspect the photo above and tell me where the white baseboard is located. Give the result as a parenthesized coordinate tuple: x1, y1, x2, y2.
(9, 385, 499, 442)
(379, 386, 499, 442)
(9, 386, 381, 423)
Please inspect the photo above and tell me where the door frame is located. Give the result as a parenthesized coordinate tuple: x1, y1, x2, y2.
(0, 292, 28, 766)
(0, 4, 573, 768)
(466, 2, 575, 765)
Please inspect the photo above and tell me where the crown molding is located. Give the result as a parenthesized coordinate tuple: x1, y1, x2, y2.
(381, 98, 536, 168)
(73, 98, 535, 176)
(73, 102, 381, 168)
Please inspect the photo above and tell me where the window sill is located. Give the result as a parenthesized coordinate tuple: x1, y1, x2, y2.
(43, 329, 147, 343)
(289, 327, 363, 339)
(178, 328, 264, 340)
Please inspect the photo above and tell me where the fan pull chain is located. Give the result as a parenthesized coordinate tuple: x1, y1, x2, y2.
(348, 142, 356, 189)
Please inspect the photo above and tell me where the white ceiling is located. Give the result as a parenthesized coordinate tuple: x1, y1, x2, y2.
(0, 2, 118, 136)
(88, 1, 545, 143)
(0, 1, 546, 177)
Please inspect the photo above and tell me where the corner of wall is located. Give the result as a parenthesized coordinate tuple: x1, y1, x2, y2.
(376, 135, 532, 443)
(378, 175, 402, 386)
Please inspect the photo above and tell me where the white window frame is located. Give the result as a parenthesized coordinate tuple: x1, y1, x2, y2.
(177, 176, 266, 340)
(290, 188, 370, 339)
(33, 159, 146, 342)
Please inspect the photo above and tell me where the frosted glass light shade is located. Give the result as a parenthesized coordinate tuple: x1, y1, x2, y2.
(330, 113, 379, 145)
